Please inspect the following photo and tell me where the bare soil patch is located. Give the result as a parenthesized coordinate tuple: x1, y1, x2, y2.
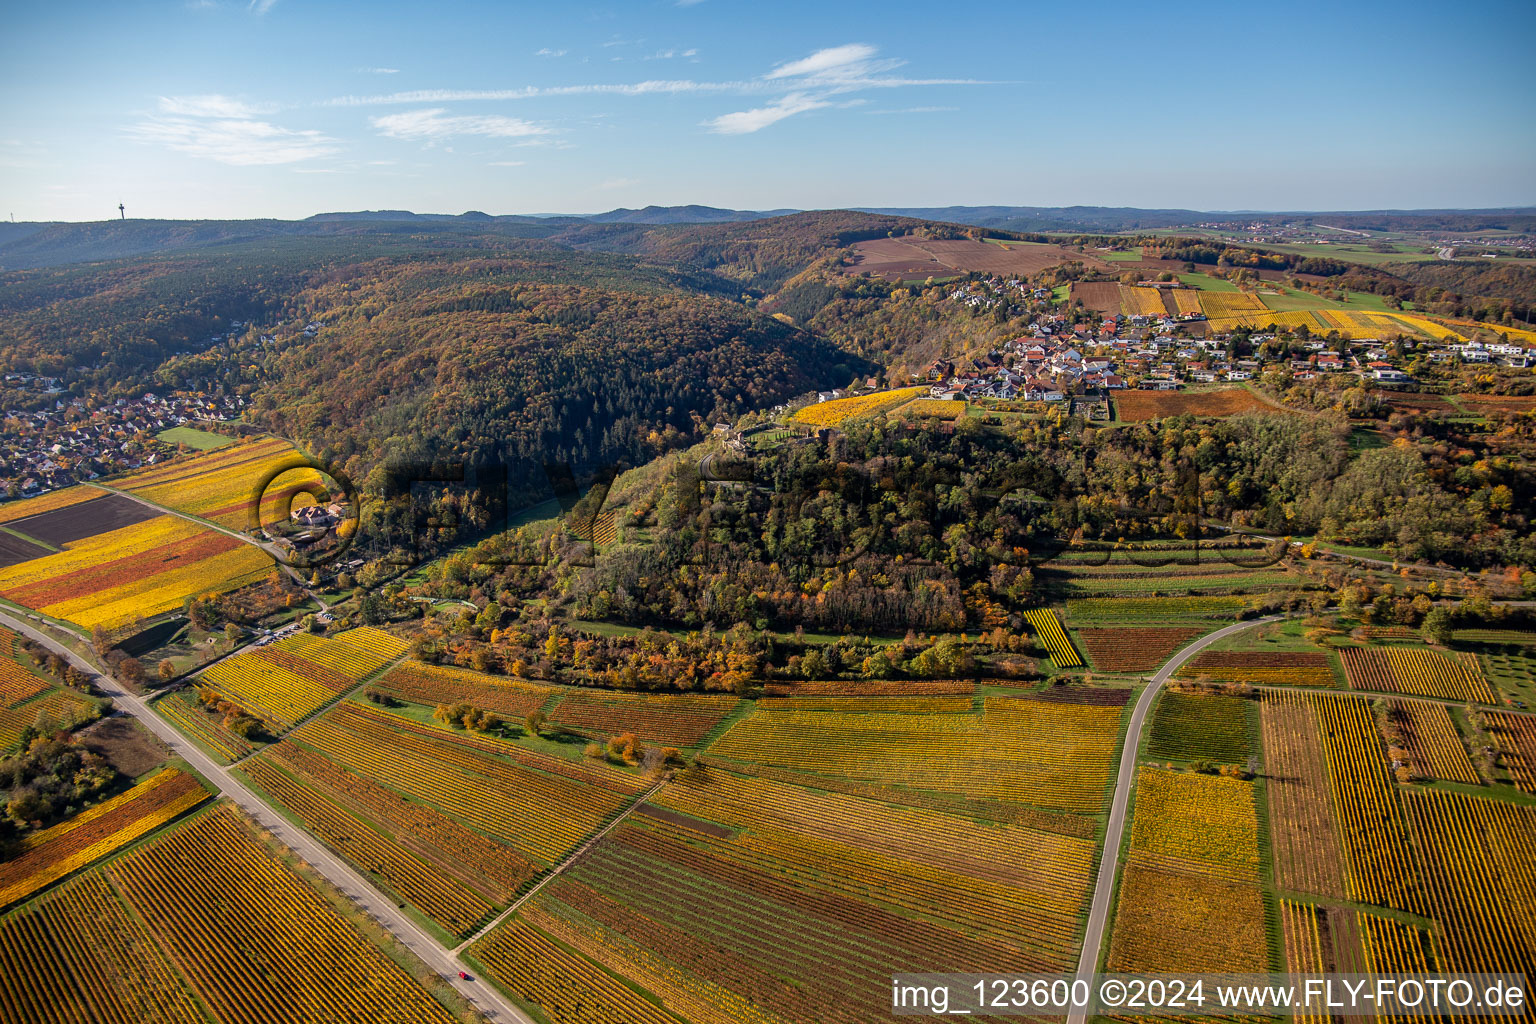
(634, 802, 734, 838)
(0, 532, 50, 568)
(1374, 391, 1453, 414)
(78, 715, 171, 777)
(1069, 281, 1123, 314)
(9, 493, 158, 546)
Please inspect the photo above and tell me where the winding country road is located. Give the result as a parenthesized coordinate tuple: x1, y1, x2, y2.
(0, 607, 531, 1024)
(1066, 613, 1285, 1024)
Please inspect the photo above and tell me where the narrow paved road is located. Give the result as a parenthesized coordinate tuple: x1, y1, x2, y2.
(1066, 613, 1285, 1024)
(0, 607, 532, 1024)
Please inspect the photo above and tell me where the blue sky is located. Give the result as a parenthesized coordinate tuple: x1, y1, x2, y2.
(3, 0, 1533, 221)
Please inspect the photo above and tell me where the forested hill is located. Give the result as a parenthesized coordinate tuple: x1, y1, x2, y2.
(0, 223, 881, 508)
(238, 260, 865, 493)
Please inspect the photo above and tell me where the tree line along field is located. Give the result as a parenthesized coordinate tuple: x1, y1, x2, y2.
(371, 659, 744, 749)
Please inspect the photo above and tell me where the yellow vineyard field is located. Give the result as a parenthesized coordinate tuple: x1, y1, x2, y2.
(791, 387, 926, 427)
(1023, 607, 1083, 668)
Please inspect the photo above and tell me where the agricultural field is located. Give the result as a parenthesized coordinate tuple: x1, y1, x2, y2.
(1166, 288, 1204, 315)
(1458, 638, 1536, 708)
(762, 678, 974, 697)
(115, 435, 328, 531)
(0, 510, 272, 632)
(1065, 594, 1253, 623)
(284, 701, 643, 866)
(896, 397, 967, 420)
(155, 425, 235, 450)
(0, 687, 98, 752)
(1177, 650, 1338, 687)
(102, 805, 462, 1023)
(239, 691, 667, 940)
(470, 763, 1100, 1024)
(1068, 281, 1122, 314)
(790, 387, 926, 427)
(1121, 286, 1167, 316)
(1383, 698, 1478, 784)
(377, 660, 553, 717)
(1195, 291, 1267, 317)
(1106, 768, 1269, 973)
(1312, 692, 1421, 913)
(1200, 306, 1462, 341)
(1112, 386, 1276, 423)
(0, 485, 106, 527)
(547, 689, 741, 747)
(0, 633, 101, 751)
(1484, 710, 1536, 793)
(849, 236, 1106, 280)
(1074, 626, 1202, 673)
(1022, 607, 1082, 668)
(1037, 556, 1298, 600)
(1401, 788, 1535, 975)
(1339, 646, 1497, 703)
(151, 687, 259, 763)
(705, 692, 1122, 811)
(1260, 691, 1345, 898)
(0, 768, 208, 910)
(1146, 689, 1251, 763)
(194, 626, 407, 731)
(1456, 393, 1536, 413)
(1258, 686, 1536, 983)
(0, 872, 208, 1024)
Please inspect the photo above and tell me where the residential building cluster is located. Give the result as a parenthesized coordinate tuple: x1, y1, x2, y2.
(0, 390, 244, 499)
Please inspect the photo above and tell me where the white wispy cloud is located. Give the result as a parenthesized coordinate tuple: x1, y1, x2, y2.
(324, 80, 738, 106)
(127, 116, 337, 165)
(704, 43, 987, 133)
(765, 43, 884, 81)
(248, 0, 278, 13)
(158, 94, 275, 118)
(371, 108, 550, 142)
(535, 48, 567, 57)
(644, 48, 699, 61)
(489, 160, 527, 167)
(703, 92, 831, 135)
(362, 66, 400, 75)
(321, 43, 991, 138)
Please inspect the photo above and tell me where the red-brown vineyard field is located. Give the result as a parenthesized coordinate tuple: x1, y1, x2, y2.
(847, 236, 1107, 280)
(1112, 387, 1278, 423)
(1076, 626, 1203, 672)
